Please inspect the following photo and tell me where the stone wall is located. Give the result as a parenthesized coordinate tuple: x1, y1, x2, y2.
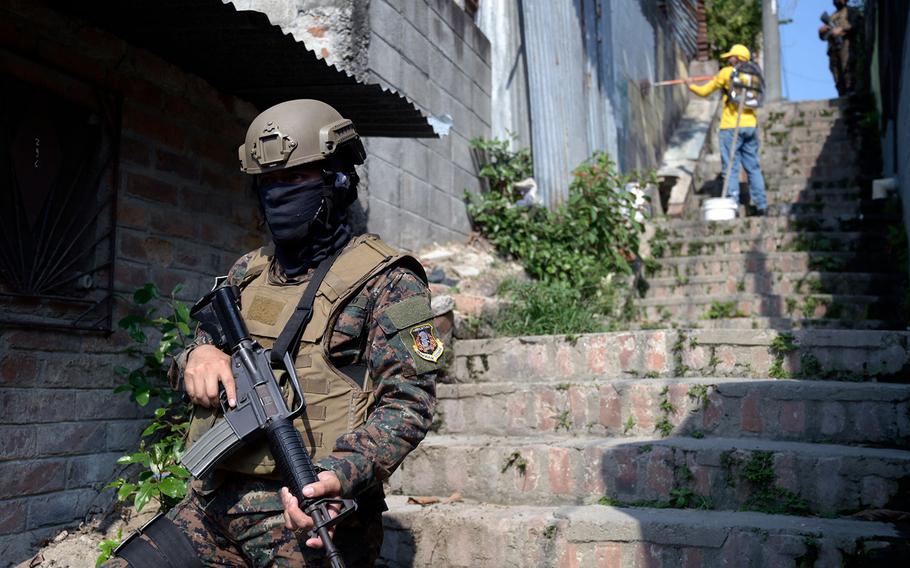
(0, 1, 261, 561)
(239, 0, 493, 250)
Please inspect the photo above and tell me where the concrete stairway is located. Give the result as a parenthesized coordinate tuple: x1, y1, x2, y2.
(377, 99, 910, 567)
(641, 98, 907, 330)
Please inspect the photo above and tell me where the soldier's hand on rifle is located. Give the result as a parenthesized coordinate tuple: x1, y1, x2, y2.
(184, 345, 237, 408)
(831, 27, 845, 38)
(281, 471, 343, 548)
(819, 24, 830, 35)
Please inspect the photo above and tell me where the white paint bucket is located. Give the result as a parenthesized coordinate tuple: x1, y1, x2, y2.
(702, 197, 738, 222)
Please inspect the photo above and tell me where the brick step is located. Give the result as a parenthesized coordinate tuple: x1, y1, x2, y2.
(389, 435, 910, 516)
(691, 197, 862, 218)
(435, 378, 910, 446)
(651, 252, 890, 278)
(653, 231, 879, 258)
(639, 292, 886, 322)
(767, 187, 863, 202)
(380, 497, 906, 567)
(649, 316, 892, 331)
(644, 271, 899, 298)
(451, 329, 910, 383)
(661, 216, 872, 236)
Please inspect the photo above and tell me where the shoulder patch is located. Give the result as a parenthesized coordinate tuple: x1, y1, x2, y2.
(409, 323, 444, 363)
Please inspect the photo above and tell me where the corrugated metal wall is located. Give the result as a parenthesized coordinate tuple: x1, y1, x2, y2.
(478, 0, 696, 208)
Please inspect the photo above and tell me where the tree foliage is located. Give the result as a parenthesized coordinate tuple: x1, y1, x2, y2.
(705, 0, 762, 61)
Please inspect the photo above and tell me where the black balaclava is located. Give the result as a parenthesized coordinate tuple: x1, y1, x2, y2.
(257, 166, 357, 278)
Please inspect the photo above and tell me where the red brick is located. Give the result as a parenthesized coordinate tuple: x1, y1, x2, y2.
(594, 543, 621, 568)
(143, 236, 174, 265)
(598, 386, 622, 429)
(114, 261, 150, 291)
(645, 448, 674, 494)
(548, 447, 572, 494)
(41, 356, 117, 389)
(0, 500, 26, 535)
(568, 387, 586, 426)
(0, 390, 75, 425)
(0, 354, 38, 386)
(0, 460, 66, 498)
(155, 149, 199, 181)
(3, 331, 81, 352)
(149, 208, 197, 240)
(35, 422, 106, 455)
(181, 188, 232, 218)
(122, 105, 186, 150)
(131, 50, 187, 93)
(558, 542, 579, 568)
(630, 385, 655, 430)
(780, 401, 805, 433)
(617, 334, 635, 371)
(0, 425, 35, 460)
(126, 172, 179, 205)
(585, 335, 608, 374)
(740, 390, 763, 433)
(682, 548, 704, 568)
(702, 391, 724, 429)
(537, 390, 557, 431)
(119, 136, 151, 167)
(556, 344, 575, 376)
(118, 76, 163, 109)
(117, 196, 149, 228)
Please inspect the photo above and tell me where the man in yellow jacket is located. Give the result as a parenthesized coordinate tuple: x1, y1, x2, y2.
(688, 44, 767, 216)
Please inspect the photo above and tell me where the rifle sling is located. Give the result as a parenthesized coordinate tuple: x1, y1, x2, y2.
(270, 250, 343, 366)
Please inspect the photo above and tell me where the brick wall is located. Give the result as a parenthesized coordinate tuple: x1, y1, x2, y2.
(362, 0, 491, 250)
(0, 1, 261, 561)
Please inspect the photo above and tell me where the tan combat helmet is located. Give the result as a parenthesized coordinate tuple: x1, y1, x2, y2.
(238, 99, 365, 174)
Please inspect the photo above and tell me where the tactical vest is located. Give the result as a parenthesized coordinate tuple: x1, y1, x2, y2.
(185, 234, 426, 477)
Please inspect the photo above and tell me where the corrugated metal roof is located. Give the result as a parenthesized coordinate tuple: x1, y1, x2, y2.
(50, 0, 436, 138)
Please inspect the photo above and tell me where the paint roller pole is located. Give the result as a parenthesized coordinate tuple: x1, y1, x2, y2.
(720, 95, 747, 203)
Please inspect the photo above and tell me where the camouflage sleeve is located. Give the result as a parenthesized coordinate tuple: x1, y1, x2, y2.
(166, 250, 259, 389)
(317, 267, 439, 497)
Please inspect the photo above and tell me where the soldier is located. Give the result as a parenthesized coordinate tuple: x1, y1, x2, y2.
(819, 0, 858, 96)
(109, 100, 439, 567)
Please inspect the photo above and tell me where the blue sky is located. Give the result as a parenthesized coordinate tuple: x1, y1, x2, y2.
(778, 0, 841, 101)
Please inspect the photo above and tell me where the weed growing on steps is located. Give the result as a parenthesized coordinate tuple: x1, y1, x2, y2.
(553, 409, 572, 432)
(769, 332, 798, 379)
(704, 300, 747, 319)
(798, 353, 823, 378)
(738, 451, 810, 515)
(501, 451, 528, 475)
(430, 408, 446, 433)
(655, 386, 675, 437)
(671, 331, 691, 376)
(622, 415, 636, 435)
(687, 384, 711, 409)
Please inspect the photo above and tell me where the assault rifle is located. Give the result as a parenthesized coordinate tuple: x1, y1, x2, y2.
(180, 284, 356, 568)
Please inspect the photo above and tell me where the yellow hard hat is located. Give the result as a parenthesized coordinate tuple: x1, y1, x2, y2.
(721, 44, 751, 61)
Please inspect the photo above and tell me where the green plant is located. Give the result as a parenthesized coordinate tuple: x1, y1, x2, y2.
(691, 430, 705, 439)
(704, 300, 746, 319)
(650, 227, 670, 259)
(769, 332, 797, 379)
(107, 284, 193, 511)
(469, 137, 533, 197)
(502, 451, 528, 475)
(99, 284, 193, 564)
(490, 279, 612, 336)
(96, 529, 123, 567)
(687, 384, 710, 409)
(798, 353, 823, 378)
(738, 451, 810, 515)
(467, 149, 648, 289)
(669, 487, 712, 510)
(704, 0, 762, 61)
(623, 415, 636, 434)
(655, 417, 673, 437)
(553, 409, 572, 432)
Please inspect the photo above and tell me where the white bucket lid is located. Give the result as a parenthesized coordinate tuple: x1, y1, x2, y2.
(702, 197, 738, 210)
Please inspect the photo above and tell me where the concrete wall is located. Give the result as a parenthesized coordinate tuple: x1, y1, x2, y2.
(0, 1, 261, 561)
(237, 0, 492, 250)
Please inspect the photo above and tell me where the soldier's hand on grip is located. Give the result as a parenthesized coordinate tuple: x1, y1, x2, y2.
(184, 345, 237, 408)
(281, 471, 343, 549)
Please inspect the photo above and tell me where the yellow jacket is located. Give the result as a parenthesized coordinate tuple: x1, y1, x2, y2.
(689, 66, 758, 129)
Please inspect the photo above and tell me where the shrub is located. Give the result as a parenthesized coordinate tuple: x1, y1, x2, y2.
(467, 149, 649, 291)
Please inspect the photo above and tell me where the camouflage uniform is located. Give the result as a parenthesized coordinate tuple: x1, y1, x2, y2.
(823, 6, 858, 96)
(107, 240, 437, 567)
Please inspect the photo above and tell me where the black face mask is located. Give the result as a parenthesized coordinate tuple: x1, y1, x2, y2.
(257, 178, 328, 243)
(256, 172, 354, 277)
